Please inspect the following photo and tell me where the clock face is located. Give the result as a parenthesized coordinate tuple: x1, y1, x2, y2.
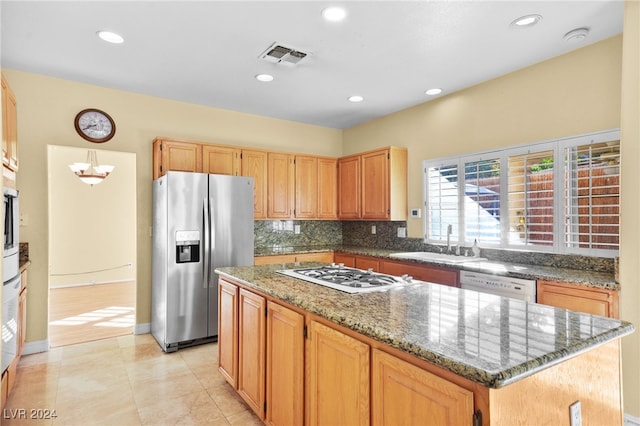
(74, 109, 116, 143)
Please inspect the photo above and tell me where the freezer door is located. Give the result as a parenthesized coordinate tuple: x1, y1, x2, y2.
(208, 175, 255, 336)
(165, 172, 209, 345)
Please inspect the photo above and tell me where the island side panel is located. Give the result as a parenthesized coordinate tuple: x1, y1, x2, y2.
(488, 339, 623, 426)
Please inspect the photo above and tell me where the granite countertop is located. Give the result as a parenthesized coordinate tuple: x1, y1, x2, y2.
(254, 245, 618, 290)
(215, 263, 634, 389)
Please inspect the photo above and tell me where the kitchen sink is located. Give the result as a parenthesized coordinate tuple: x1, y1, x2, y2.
(389, 252, 487, 264)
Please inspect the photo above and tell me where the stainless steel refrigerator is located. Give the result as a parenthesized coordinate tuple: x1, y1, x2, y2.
(151, 171, 254, 352)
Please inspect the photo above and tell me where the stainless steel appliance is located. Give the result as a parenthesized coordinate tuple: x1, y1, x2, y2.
(2, 187, 20, 372)
(459, 270, 536, 302)
(152, 172, 254, 352)
(277, 264, 421, 294)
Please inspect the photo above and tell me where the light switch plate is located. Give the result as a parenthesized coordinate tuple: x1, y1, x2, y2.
(410, 208, 421, 218)
(371, 225, 376, 234)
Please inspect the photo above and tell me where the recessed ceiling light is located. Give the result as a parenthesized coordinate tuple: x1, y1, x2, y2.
(348, 95, 364, 103)
(255, 74, 274, 82)
(510, 14, 542, 29)
(564, 28, 589, 43)
(322, 6, 347, 22)
(96, 30, 124, 44)
(425, 88, 443, 96)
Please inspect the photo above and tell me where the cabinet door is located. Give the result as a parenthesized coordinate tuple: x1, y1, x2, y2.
(338, 155, 361, 219)
(254, 254, 296, 265)
(295, 252, 334, 263)
(153, 139, 202, 179)
(238, 289, 266, 419)
(17, 285, 27, 358)
(2, 74, 18, 171)
(202, 145, 240, 176)
(372, 349, 473, 426)
(318, 158, 338, 219)
(362, 149, 389, 219)
(294, 155, 318, 218)
(355, 255, 381, 272)
(307, 320, 370, 426)
(241, 149, 268, 219)
(268, 152, 293, 218)
(266, 302, 304, 426)
(382, 260, 459, 287)
(537, 280, 618, 318)
(218, 280, 239, 387)
(334, 253, 356, 267)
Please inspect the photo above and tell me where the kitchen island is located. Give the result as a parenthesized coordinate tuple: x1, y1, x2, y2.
(215, 263, 634, 426)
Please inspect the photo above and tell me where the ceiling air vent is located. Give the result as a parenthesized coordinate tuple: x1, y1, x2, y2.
(259, 42, 309, 66)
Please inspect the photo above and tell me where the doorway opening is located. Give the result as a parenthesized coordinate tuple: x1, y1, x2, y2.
(47, 145, 137, 348)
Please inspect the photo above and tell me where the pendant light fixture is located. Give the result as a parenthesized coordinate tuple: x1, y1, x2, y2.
(69, 150, 114, 186)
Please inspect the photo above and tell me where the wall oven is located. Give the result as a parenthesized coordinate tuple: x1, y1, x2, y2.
(2, 187, 20, 372)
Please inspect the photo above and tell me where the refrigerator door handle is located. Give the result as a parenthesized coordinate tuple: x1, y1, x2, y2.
(203, 198, 210, 289)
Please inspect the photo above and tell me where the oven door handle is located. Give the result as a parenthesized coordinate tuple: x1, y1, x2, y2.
(3, 272, 21, 293)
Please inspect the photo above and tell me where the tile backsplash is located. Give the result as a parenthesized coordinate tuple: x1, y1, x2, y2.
(256, 220, 614, 273)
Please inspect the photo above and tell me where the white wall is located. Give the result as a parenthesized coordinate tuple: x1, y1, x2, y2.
(47, 145, 136, 288)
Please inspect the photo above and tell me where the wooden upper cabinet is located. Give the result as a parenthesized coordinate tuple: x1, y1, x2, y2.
(537, 280, 619, 318)
(2, 73, 18, 172)
(362, 147, 407, 220)
(338, 147, 407, 221)
(268, 152, 294, 218)
(362, 149, 389, 219)
(295, 155, 318, 219)
(318, 158, 338, 219)
(241, 149, 268, 219)
(202, 145, 240, 176)
(152, 138, 202, 179)
(338, 155, 361, 219)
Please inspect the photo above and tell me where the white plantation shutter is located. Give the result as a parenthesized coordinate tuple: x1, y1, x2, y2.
(463, 158, 501, 244)
(507, 148, 555, 248)
(425, 163, 459, 244)
(423, 129, 620, 255)
(564, 140, 620, 251)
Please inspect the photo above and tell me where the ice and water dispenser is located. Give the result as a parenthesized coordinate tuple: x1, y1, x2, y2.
(175, 230, 200, 263)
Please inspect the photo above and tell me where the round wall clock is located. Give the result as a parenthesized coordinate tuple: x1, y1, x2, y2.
(74, 108, 116, 143)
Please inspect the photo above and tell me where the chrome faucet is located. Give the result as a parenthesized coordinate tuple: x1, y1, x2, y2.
(446, 224, 452, 254)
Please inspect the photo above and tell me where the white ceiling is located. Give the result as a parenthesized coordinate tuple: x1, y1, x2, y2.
(0, 1, 624, 129)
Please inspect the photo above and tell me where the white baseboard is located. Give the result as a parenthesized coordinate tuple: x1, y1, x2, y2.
(626, 414, 640, 426)
(22, 339, 49, 355)
(134, 323, 151, 335)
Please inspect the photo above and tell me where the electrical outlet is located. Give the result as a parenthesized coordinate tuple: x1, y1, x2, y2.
(397, 227, 406, 238)
(294, 225, 301, 234)
(371, 225, 376, 234)
(569, 401, 582, 426)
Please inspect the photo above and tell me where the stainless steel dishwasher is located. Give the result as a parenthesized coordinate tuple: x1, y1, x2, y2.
(459, 270, 536, 302)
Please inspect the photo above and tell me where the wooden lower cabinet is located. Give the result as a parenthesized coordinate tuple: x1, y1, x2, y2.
(238, 289, 266, 419)
(254, 251, 334, 265)
(334, 253, 356, 267)
(537, 280, 619, 318)
(381, 260, 459, 287)
(355, 255, 380, 272)
(306, 320, 370, 426)
(218, 280, 239, 387)
(372, 349, 473, 425)
(266, 301, 304, 426)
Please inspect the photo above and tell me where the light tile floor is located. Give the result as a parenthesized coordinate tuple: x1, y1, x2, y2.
(3, 334, 262, 426)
